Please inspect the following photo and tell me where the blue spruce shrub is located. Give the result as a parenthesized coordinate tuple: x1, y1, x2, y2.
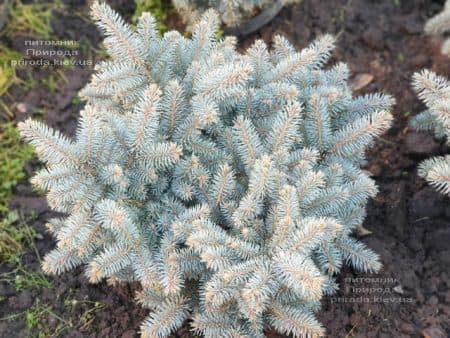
(19, 2, 394, 337)
(410, 70, 450, 195)
(424, 0, 450, 56)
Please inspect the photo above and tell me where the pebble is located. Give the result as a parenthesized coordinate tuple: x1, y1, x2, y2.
(16, 102, 28, 114)
(351, 73, 374, 91)
(421, 326, 446, 338)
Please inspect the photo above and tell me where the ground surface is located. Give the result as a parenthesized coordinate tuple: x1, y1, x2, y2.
(1, 0, 449, 337)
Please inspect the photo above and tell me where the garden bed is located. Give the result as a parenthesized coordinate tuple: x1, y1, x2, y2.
(0, 0, 449, 337)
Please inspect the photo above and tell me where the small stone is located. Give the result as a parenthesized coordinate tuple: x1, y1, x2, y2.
(393, 285, 404, 294)
(421, 326, 446, 338)
(16, 102, 28, 114)
(351, 73, 374, 91)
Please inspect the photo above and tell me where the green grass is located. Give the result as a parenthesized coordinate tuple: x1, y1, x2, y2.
(0, 46, 22, 98)
(0, 0, 64, 103)
(4, 301, 69, 337)
(0, 123, 34, 215)
(0, 211, 34, 263)
(1, 297, 105, 337)
(0, 123, 49, 292)
(132, 0, 173, 33)
(0, 210, 50, 289)
(0, 210, 102, 336)
(14, 266, 51, 291)
(4, 0, 60, 40)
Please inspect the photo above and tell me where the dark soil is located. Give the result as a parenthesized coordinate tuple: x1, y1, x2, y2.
(1, 0, 449, 337)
